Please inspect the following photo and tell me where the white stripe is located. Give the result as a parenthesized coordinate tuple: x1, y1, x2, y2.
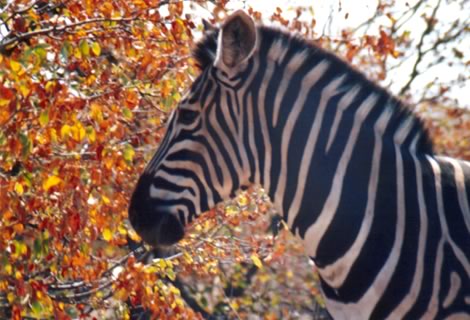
(319, 115, 415, 319)
(220, 86, 243, 175)
(421, 237, 445, 319)
(259, 47, 277, 192)
(267, 39, 289, 65)
(161, 159, 215, 209)
(285, 74, 346, 228)
(209, 90, 243, 176)
(386, 133, 429, 319)
(444, 157, 470, 234)
(302, 93, 379, 253)
(325, 86, 361, 152)
(168, 139, 223, 195)
(201, 84, 234, 197)
(443, 272, 461, 308)
(246, 92, 260, 185)
(319, 105, 393, 288)
(150, 171, 201, 214)
(272, 50, 310, 126)
(274, 60, 330, 215)
(427, 156, 470, 275)
(237, 58, 259, 184)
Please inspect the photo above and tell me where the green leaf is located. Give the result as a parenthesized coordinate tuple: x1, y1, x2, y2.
(0, 131, 5, 146)
(60, 42, 73, 61)
(33, 46, 48, 60)
(122, 107, 133, 120)
(18, 133, 32, 157)
(34, 238, 42, 257)
(31, 300, 44, 316)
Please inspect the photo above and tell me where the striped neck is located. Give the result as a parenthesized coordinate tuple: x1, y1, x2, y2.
(237, 27, 432, 262)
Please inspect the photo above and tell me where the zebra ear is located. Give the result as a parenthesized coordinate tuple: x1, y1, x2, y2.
(215, 10, 257, 70)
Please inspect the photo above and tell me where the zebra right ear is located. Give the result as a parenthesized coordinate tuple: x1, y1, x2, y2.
(214, 10, 257, 71)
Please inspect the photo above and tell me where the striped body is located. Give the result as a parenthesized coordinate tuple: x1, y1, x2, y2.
(129, 11, 470, 319)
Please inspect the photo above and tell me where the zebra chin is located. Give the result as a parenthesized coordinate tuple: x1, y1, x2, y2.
(129, 208, 185, 247)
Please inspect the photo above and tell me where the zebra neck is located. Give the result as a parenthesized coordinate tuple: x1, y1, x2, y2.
(242, 53, 426, 264)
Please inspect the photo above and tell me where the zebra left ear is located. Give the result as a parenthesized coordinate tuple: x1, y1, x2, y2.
(214, 10, 257, 70)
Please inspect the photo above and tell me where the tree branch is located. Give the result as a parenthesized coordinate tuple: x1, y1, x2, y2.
(399, 0, 442, 95)
(0, 16, 140, 51)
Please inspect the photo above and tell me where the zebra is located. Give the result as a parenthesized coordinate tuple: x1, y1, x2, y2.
(129, 10, 470, 319)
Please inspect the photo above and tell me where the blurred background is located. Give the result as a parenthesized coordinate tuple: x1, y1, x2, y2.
(0, 0, 468, 319)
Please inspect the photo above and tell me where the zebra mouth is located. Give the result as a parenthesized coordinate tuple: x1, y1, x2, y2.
(129, 207, 185, 248)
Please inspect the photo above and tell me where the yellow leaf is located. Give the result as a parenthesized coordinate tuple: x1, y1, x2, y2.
(175, 297, 184, 307)
(183, 251, 193, 264)
(19, 84, 30, 97)
(225, 205, 239, 215)
(118, 224, 127, 235)
(43, 175, 62, 191)
(45, 81, 55, 92)
(5, 264, 12, 275)
(123, 144, 135, 163)
(86, 126, 96, 142)
(14, 182, 24, 195)
(10, 60, 21, 72)
(39, 110, 49, 127)
(102, 195, 110, 204)
(91, 42, 101, 56)
(7, 292, 14, 303)
(73, 48, 82, 59)
(169, 286, 180, 295)
(77, 124, 86, 141)
(79, 40, 90, 57)
(60, 124, 71, 139)
(90, 103, 103, 122)
(102, 228, 112, 241)
(0, 98, 10, 107)
(114, 288, 129, 301)
(50, 128, 58, 143)
(250, 254, 263, 269)
(230, 301, 239, 311)
(237, 194, 249, 207)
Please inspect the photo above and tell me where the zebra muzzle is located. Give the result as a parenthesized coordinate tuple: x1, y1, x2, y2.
(130, 209, 185, 247)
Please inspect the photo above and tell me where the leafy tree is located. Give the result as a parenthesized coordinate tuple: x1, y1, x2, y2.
(0, 0, 468, 319)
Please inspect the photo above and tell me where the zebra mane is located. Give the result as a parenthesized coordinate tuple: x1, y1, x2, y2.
(192, 24, 434, 155)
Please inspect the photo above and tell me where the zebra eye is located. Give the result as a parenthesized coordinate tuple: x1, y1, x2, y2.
(178, 109, 199, 124)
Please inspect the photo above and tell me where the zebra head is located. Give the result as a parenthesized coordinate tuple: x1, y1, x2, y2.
(129, 11, 258, 247)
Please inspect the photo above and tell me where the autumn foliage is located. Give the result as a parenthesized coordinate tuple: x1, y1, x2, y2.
(0, 0, 468, 319)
